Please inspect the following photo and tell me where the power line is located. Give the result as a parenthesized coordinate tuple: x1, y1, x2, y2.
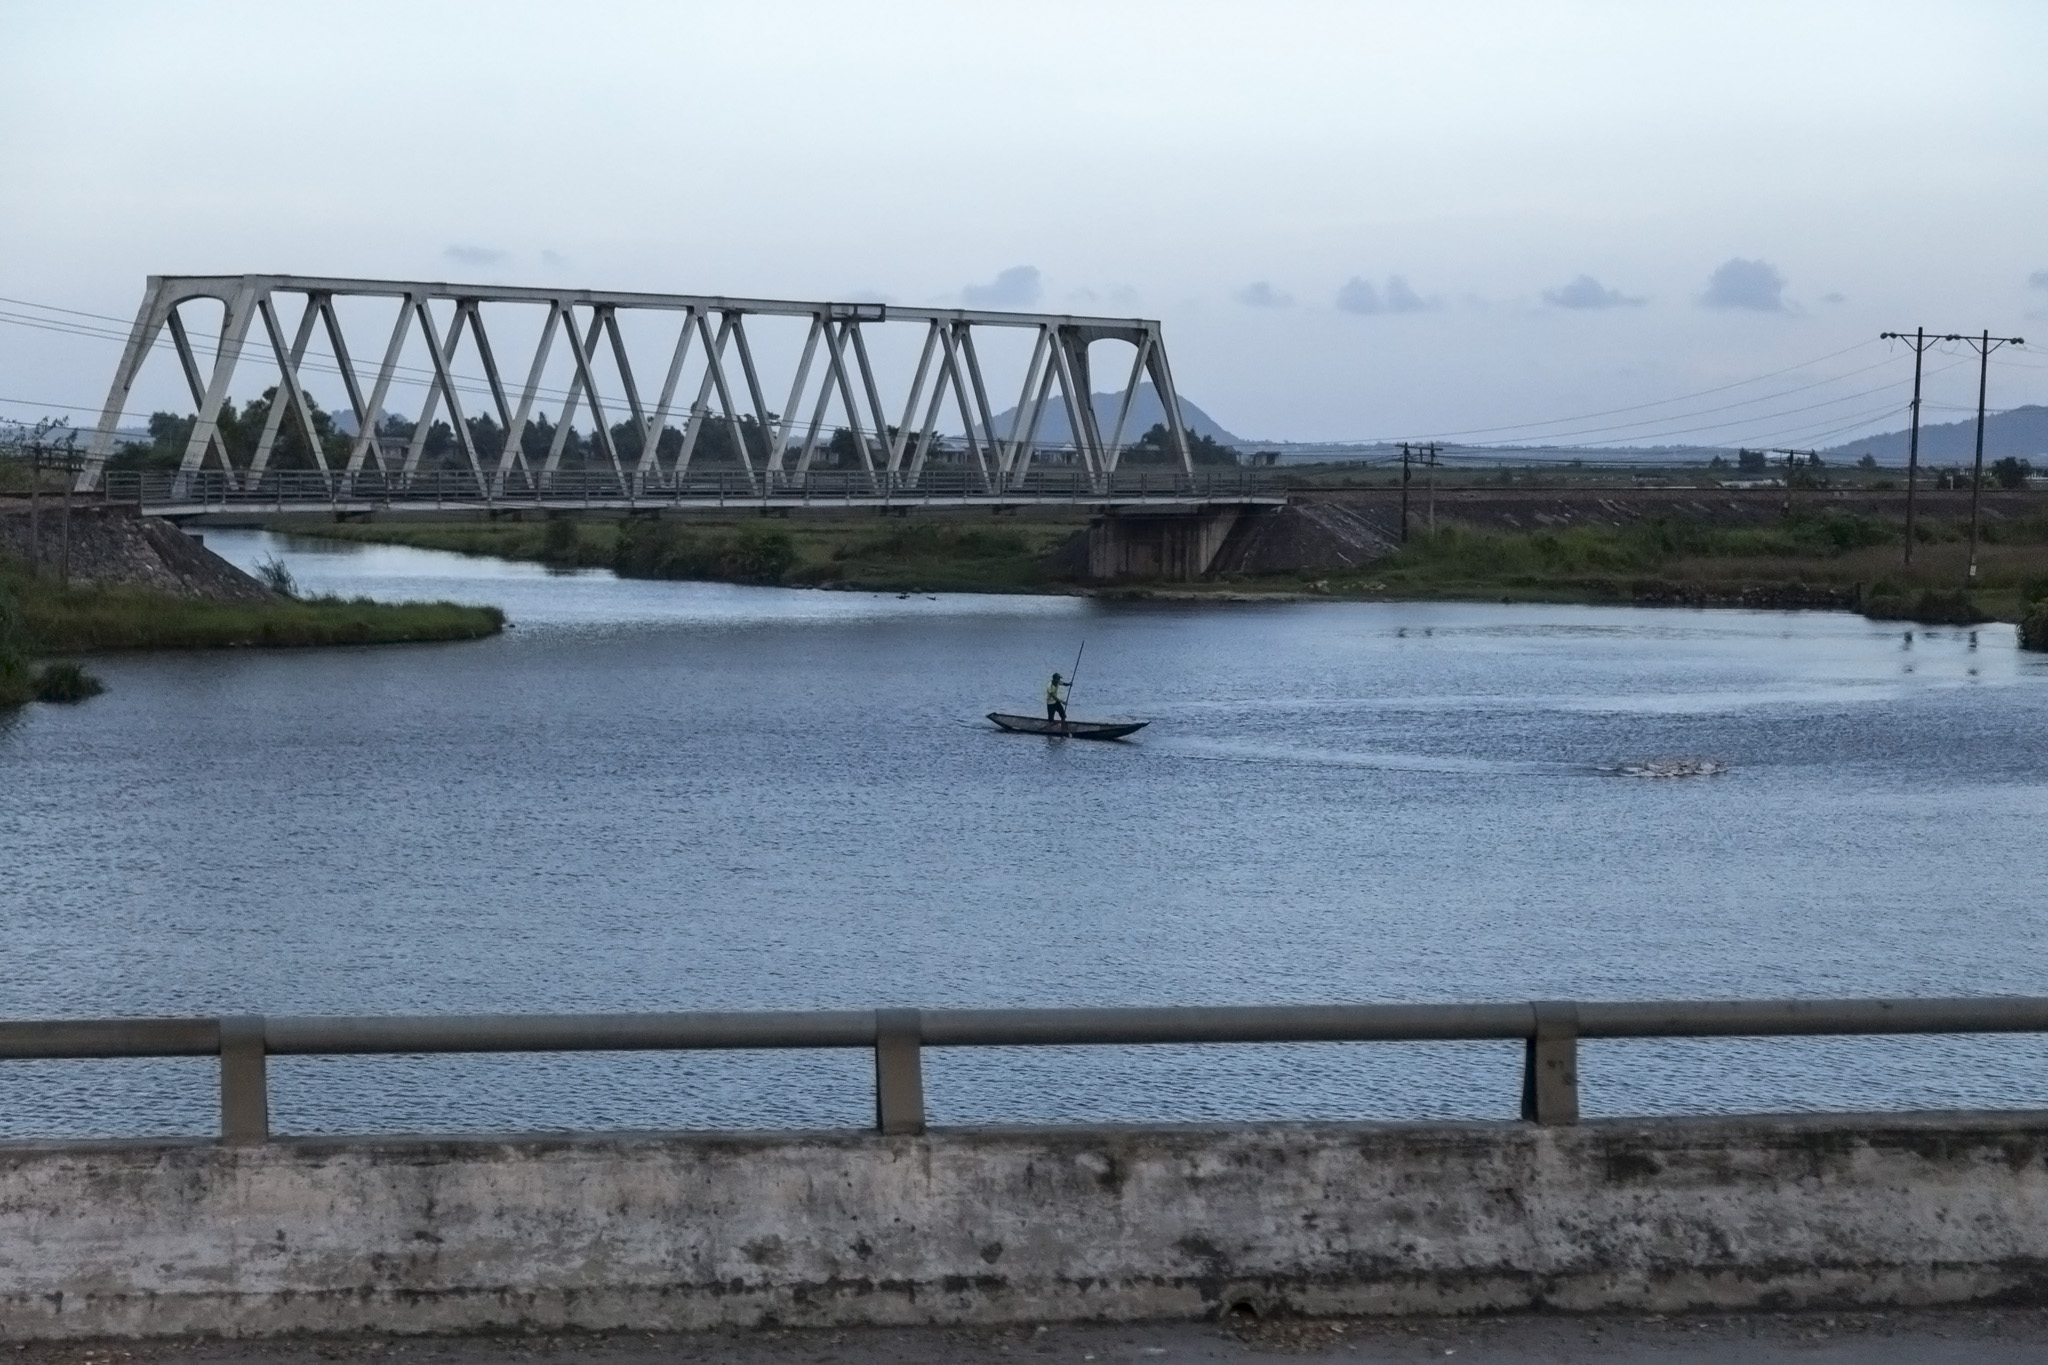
(1389, 339, 1887, 439)
(0, 304, 575, 414)
(0, 293, 1941, 449)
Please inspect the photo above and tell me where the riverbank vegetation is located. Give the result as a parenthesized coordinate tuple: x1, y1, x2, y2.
(261, 506, 2048, 643)
(0, 553, 505, 661)
(276, 515, 1090, 593)
(1264, 511, 2048, 628)
(0, 575, 104, 706)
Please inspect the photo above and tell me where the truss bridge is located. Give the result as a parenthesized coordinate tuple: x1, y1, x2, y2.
(78, 274, 1230, 500)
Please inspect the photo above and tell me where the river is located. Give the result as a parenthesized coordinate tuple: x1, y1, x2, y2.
(4, 529, 2046, 1138)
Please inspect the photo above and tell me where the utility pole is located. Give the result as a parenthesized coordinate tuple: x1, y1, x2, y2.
(1398, 442, 1411, 544)
(1880, 329, 1960, 567)
(1960, 330, 2025, 587)
(26, 437, 41, 578)
(1423, 442, 1441, 536)
(58, 444, 73, 588)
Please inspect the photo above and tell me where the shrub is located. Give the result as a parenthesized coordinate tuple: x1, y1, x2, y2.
(613, 521, 796, 584)
(2023, 601, 2048, 652)
(1861, 588, 1988, 626)
(31, 661, 104, 703)
(0, 578, 29, 707)
(838, 523, 1030, 562)
(253, 555, 298, 597)
(542, 517, 577, 560)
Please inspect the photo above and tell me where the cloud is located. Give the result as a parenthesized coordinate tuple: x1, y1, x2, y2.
(1234, 281, 1293, 308)
(540, 249, 570, 269)
(1700, 257, 1788, 311)
(1820, 292, 1846, 304)
(1334, 274, 1437, 315)
(1068, 284, 1141, 310)
(963, 265, 1042, 309)
(1334, 278, 1381, 314)
(443, 244, 506, 267)
(2030, 270, 2048, 290)
(1383, 276, 1433, 312)
(1541, 274, 1643, 309)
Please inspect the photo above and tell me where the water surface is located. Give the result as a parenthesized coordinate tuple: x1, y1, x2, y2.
(4, 530, 2045, 1137)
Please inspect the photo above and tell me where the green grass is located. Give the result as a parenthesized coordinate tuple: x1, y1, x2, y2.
(1, 556, 504, 656)
(275, 519, 622, 568)
(1248, 513, 2048, 628)
(276, 514, 1089, 593)
(265, 507, 2048, 637)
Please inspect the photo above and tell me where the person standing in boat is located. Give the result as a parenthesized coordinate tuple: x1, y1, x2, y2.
(1045, 672, 1070, 723)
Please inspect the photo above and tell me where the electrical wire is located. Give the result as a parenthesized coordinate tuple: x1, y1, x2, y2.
(2, 289, 2039, 460)
(0, 293, 1931, 448)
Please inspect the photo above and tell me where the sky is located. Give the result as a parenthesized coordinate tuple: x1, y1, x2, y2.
(3, 0, 2047, 449)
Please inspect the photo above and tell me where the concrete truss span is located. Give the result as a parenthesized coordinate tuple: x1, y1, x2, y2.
(78, 275, 1196, 494)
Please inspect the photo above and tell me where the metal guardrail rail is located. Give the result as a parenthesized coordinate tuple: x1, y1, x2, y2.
(6, 997, 2048, 1143)
(94, 466, 1282, 512)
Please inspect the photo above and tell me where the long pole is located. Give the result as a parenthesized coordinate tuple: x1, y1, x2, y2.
(1067, 640, 1085, 714)
(59, 450, 72, 587)
(1969, 330, 1991, 585)
(1905, 328, 1925, 567)
(1881, 329, 1951, 568)
(1399, 443, 1411, 543)
(1963, 330, 2024, 586)
(1426, 442, 1439, 536)
(26, 441, 40, 578)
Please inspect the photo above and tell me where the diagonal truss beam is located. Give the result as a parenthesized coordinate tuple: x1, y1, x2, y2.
(77, 274, 1196, 492)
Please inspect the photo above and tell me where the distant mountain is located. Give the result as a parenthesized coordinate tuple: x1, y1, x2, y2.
(1824, 405, 2048, 464)
(984, 384, 1242, 448)
(328, 408, 399, 437)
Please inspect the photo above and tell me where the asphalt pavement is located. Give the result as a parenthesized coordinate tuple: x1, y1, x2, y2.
(15, 1309, 2048, 1365)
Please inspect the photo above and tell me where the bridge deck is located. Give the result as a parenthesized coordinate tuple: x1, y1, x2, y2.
(156, 493, 1284, 519)
(103, 470, 1287, 520)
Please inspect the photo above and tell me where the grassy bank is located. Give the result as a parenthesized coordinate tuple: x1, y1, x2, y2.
(0, 557, 505, 657)
(276, 515, 1089, 593)
(1246, 512, 2048, 626)
(266, 508, 2048, 640)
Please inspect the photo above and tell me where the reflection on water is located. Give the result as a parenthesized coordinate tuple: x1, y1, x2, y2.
(3, 529, 2046, 1138)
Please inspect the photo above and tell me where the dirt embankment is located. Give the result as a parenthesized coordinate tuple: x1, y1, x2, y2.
(1297, 484, 2042, 533)
(1209, 502, 1399, 576)
(0, 506, 275, 602)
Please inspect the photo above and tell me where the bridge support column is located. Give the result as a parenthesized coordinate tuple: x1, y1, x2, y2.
(1086, 506, 1247, 582)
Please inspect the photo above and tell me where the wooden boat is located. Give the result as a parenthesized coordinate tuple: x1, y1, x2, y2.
(987, 713, 1149, 741)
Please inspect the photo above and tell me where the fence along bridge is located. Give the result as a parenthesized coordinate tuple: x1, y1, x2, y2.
(96, 466, 1282, 521)
(77, 274, 1237, 509)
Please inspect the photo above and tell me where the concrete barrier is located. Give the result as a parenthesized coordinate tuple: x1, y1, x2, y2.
(1086, 505, 1249, 580)
(4, 1113, 2048, 1339)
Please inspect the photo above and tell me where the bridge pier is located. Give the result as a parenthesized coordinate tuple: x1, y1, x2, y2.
(1086, 505, 1260, 581)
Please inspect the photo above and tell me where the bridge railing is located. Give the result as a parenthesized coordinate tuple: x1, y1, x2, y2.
(6, 997, 2047, 1143)
(102, 466, 1280, 510)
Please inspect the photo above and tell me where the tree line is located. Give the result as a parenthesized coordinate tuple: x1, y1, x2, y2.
(112, 396, 1242, 474)
(116, 393, 827, 473)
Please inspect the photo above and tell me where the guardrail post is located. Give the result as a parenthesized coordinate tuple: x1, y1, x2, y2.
(218, 1015, 270, 1143)
(874, 1008, 925, 1135)
(1520, 1001, 1579, 1126)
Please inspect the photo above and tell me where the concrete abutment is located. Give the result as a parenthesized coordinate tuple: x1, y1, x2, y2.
(4, 1113, 2048, 1339)
(1085, 505, 1253, 581)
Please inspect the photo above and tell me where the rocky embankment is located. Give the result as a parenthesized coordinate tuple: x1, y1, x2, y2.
(0, 505, 275, 601)
(1301, 484, 2042, 533)
(1208, 502, 1398, 576)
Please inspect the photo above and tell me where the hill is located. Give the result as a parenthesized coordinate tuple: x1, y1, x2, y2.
(1824, 405, 2048, 464)
(984, 384, 1242, 449)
